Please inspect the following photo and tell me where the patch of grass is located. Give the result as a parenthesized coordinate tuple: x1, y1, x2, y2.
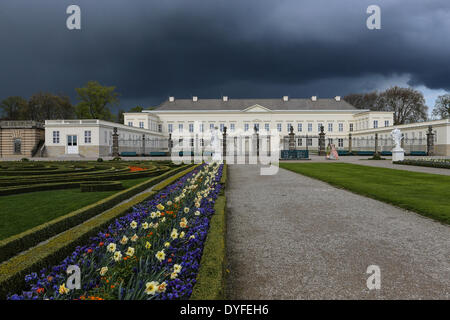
(0, 177, 151, 240)
(280, 162, 450, 224)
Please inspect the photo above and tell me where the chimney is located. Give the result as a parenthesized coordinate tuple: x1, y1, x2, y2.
(335, 96, 341, 102)
(311, 96, 317, 101)
(169, 96, 175, 102)
(192, 96, 198, 102)
(282, 96, 289, 102)
(223, 96, 228, 102)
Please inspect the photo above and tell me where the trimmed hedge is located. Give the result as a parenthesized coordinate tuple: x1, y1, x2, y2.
(190, 164, 228, 300)
(0, 164, 198, 299)
(80, 181, 123, 192)
(0, 165, 191, 264)
(394, 159, 450, 169)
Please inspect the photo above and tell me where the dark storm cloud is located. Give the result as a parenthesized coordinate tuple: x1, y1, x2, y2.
(0, 0, 449, 109)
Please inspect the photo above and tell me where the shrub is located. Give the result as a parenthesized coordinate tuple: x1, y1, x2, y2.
(112, 157, 122, 161)
(97, 158, 103, 162)
(20, 158, 29, 162)
(80, 181, 123, 192)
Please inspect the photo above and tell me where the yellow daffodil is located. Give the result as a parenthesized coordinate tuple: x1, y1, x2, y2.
(59, 283, 70, 295)
(131, 234, 139, 242)
(120, 236, 128, 245)
(156, 204, 164, 211)
(145, 241, 151, 249)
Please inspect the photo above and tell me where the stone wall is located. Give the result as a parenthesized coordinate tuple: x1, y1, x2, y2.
(0, 127, 44, 158)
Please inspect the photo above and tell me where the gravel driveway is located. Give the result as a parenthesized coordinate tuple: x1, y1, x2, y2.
(225, 165, 450, 299)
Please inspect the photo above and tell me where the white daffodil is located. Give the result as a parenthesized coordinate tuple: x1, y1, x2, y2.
(120, 236, 128, 245)
(155, 250, 165, 262)
(126, 247, 135, 257)
(142, 222, 149, 229)
(100, 266, 108, 276)
(131, 234, 139, 242)
(130, 220, 137, 229)
(170, 228, 179, 240)
(107, 243, 116, 253)
(145, 281, 158, 295)
(173, 264, 182, 273)
(113, 251, 122, 262)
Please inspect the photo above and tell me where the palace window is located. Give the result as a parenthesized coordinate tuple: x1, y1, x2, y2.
(338, 138, 344, 147)
(178, 138, 183, 147)
(338, 123, 343, 132)
(265, 123, 270, 132)
(230, 123, 235, 132)
(53, 131, 60, 143)
(328, 123, 333, 132)
(220, 124, 225, 132)
(306, 138, 312, 146)
(139, 121, 144, 128)
(14, 138, 22, 154)
(297, 138, 302, 147)
(384, 120, 389, 127)
(189, 123, 194, 133)
(349, 123, 354, 132)
(128, 121, 133, 127)
(84, 130, 91, 143)
(210, 123, 215, 130)
(178, 124, 183, 132)
(308, 123, 312, 132)
(200, 123, 204, 132)
(373, 120, 378, 128)
(297, 123, 302, 132)
(158, 124, 162, 132)
(244, 123, 249, 132)
(168, 124, 173, 133)
(277, 123, 282, 132)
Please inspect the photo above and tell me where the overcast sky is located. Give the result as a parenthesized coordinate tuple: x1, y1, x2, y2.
(0, 0, 449, 113)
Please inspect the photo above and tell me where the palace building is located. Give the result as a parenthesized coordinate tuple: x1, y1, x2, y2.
(3, 96, 447, 159)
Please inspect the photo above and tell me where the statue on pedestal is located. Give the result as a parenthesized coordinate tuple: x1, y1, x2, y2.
(391, 128, 404, 162)
(210, 127, 222, 162)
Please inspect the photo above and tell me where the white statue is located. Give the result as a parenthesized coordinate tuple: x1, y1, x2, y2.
(210, 127, 222, 162)
(391, 128, 403, 150)
(391, 128, 404, 161)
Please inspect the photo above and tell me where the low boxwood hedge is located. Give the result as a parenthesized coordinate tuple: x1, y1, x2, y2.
(0, 164, 199, 299)
(394, 159, 450, 169)
(0, 165, 191, 264)
(191, 164, 228, 300)
(80, 181, 123, 192)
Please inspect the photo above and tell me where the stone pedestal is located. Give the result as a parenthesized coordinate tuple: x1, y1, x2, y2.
(392, 148, 404, 162)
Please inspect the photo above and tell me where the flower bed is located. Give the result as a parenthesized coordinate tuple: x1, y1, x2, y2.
(8, 163, 224, 300)
(394, 158, 450, 169)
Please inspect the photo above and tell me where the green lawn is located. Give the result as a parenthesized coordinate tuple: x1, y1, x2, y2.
(280, 162, 450, 224)
(0, 177, 151, 240)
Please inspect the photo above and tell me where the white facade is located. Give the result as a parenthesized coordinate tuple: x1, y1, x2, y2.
(44, 119, 167, 158)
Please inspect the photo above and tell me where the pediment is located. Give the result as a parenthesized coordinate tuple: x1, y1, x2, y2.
(242, 104, 272, 113)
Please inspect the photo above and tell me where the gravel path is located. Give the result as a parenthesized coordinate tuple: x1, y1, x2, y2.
(226, 165, 450, 299)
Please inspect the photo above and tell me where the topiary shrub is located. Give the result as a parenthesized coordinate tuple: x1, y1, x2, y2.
(112, 157, 122, 161)
(97, 158, 103, 162)
(20, 158, 30, 162)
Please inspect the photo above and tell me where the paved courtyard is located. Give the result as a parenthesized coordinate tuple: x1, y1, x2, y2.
(225, 164, 450, 299)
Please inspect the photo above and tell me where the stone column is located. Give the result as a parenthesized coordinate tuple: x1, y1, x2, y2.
(112, 127, 119, 157)
(374, 133, 379, 156)
(288, 126, 295, 151)
(222, 126, 227, 159)
(426, 125, 434, 156)
(318, 125, 326, 156)
(348, 133, 352, 153)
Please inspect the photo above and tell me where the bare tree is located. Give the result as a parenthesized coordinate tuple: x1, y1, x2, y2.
(378, 86, 428, 125)
(344, 91, 380, 110)
(432, 93, 450, 119)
